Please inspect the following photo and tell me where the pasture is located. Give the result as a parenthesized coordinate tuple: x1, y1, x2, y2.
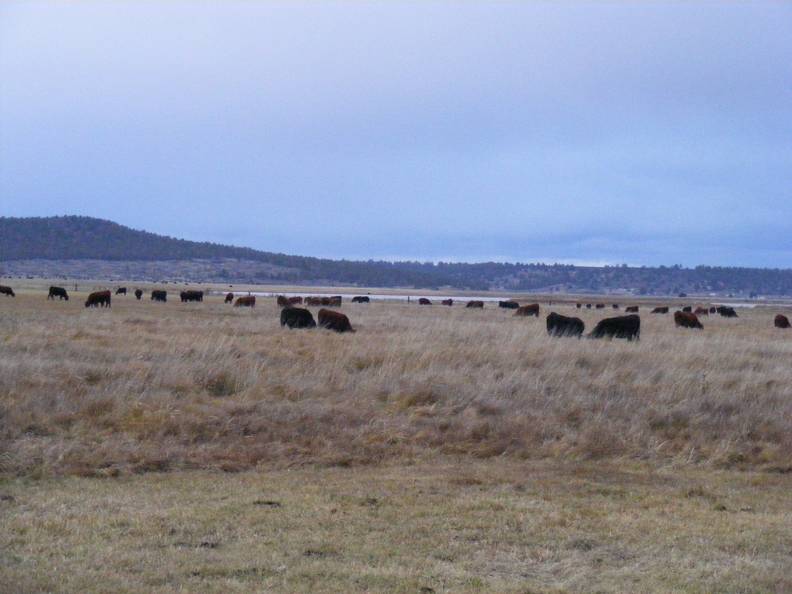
(2, 285, 792, 592)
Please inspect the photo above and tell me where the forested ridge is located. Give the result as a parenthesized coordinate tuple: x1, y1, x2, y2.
(3, 216, 792, 295)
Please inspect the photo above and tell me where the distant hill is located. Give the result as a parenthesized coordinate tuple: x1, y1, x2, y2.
(2, 216, 792, 295)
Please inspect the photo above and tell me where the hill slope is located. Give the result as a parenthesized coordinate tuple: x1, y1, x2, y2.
(2, 216, 792, 295)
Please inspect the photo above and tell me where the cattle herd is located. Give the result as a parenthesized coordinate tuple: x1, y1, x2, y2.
(2, 283, 792, 338)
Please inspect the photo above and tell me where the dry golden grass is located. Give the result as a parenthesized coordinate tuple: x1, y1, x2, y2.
(3, 287, 792, 592)
(2, 288, 792, 475)
(2, 460, 792, 593)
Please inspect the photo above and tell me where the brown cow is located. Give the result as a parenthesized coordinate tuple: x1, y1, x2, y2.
(288, 296, 303, 305)
(305, 297, 323, 306)
(651, 306, 669, 314)
(225, 292, 234, 303)
(775, 314, 791, 329)
(134, 289, 143, 300)
(674, 311, 703, 329)
(514, 303, 540, 317)
(694, 307, 709, 316)
(234, 296, 255, 307)
(418, 297, 432, 305)
(612, 304, 620, 309)
(318, 308, 354, 332)
(85, 290, 111, 308)
(466, 301, 484, 309)
(595, 303, 605, 309)
(0, 285, 15, 297)
(576, 303, 582, 309)
(625, 305, 639, 313)
(441, 299, 453, 306)
(277, 295, 289, 307)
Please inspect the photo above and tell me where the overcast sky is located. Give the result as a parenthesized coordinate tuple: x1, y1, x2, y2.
(1, 1, 790, 267)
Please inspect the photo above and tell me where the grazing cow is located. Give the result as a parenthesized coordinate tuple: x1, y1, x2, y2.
(716, 306, 738, 318)
(586, 304, 592, 309)
(588, 314, 640, 341)
(234, 295, 256, 307)
(180, 290, 203, 303)
(305, 297, 323, 306)
(515, 304, 540, 317)
(115, 287, 127, 296)
(0, 285, 14, 297)
(709, 306, 717, 314)
(151, 290, 167, 302)
(225, 292, 234, 303)
(466, 301, 484, 309)
(576, 303, 582, 309)
(134, 289, 143, 300)
(419, 298, 432, 305)
(318, 308, 354, 333)
(280, 307, 316, 329)
(595, 303, 605, 309)
(651, 306, 669, 314)
(441, 299, 453, 306)
(499, 300, 519, 309)
(48, 286, 69, 301)
(674, 311, 703, 329)
(682, 306, 692, 313)
(774, 314, 790, 329)
(546, 312, 585, 338)
(352, 296, 370, 303)
(694, 307, 709, 316)
(612, 304, 619, 309)
(277, 295, 289, 307)
(288, 296, 303, 305)
(625, 305, 639, 313)
(85, 290, 111, 308)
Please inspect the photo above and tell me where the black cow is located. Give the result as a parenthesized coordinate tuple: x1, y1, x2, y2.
(682, 306, 692, 313)
(441, 299, 453, 306)
(180, 290, 204, 303)
(588, 314, 640, 341)
(48, 286, 69, 300)
(716, 306, 738, 318)
(280, 307, 316, 329)
(651, 306, 669, 314)
(499, 300, 519, 309)
(595, 303, 605, 309)
(466, 301, 484, 309)
(612, 304, 620, 309)
(625, 305, 639, 313)
(586, 304, 592, 309)
(134, 289, 143, 300)
(352, 296, 370, 303)
(419, 298, 432, 305)
(115, 287, 127, 296)
(0, 285, 14, 297)
(546, 312, 585, 338)
(774, 314, 791, 329)
(151, 290, 167, 302)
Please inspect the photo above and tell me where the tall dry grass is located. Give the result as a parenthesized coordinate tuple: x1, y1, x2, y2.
(2, 291, 792, 476)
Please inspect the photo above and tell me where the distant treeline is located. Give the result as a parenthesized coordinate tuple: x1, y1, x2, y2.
(2, 216, 792, 295)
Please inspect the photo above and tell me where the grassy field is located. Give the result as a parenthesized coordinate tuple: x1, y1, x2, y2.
(2, 286, 792, 592)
